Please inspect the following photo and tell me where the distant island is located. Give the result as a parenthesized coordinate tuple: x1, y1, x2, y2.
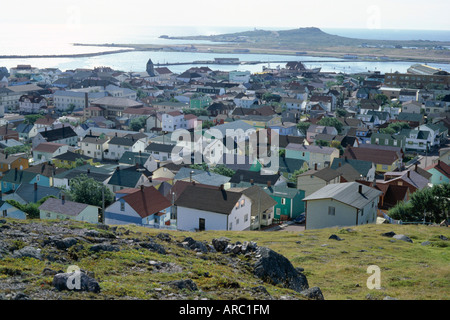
(67, 27, 450, 63)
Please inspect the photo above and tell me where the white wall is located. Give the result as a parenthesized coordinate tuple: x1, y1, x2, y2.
(177, 195, 251, 231)
(305, 197, 378, 230)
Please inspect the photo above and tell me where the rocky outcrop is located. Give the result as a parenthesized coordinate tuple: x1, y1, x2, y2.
(52, 271, 101, 293)
(253, 247, 309, 293)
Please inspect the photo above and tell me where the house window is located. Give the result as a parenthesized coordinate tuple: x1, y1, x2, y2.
(236, 218, 239, 225)
(244, 214, 248, 222)
(328, 206, 335, 216)
(281, 198, 286, 205)
(235, 202, 239, 209)
(120, 201, 125, 211)
(240, 199, 245, 207)
(2, 210, 6, 217)
(361, 209, 364, 216)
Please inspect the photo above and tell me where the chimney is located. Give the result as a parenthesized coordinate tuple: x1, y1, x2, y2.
(267, 181, 271, 188)
(140, 185, 144, 192)
(415, 163, 418, 172)
(116, 166, 120, 171)
(358, 185, 363, 194)
(407, 170, 410, 178)
(250, 178, 254, 184)
(219, 184, 224, 190)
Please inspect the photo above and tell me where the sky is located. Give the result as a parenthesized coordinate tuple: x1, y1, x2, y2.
(1, 0, 449, 31)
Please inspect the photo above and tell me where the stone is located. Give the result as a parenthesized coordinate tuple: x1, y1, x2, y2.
(439, 235, 448, 241)
(167, 279, 198, 291)
(182, 237, 209, 253)
(393, 234, 413, 243)
(253, 247, 309, 293)
(52, 272, 101, 293)
(421, 241, 431, 246)
(381, 231, 396, 237)
(329, 234, 343, 241)
(140, 241, 166, 255)
(55, 237, 78, 250)
(300, 287, 325, 300)
(89, 244, 120, 253)
(11, 246, 42, 260)
(212, 237, 231, 252)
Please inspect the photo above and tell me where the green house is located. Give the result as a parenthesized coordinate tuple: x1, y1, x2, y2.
(370, 133, 406, 152)
(190, 95, 212, 109)
(263, 185, 305, 220)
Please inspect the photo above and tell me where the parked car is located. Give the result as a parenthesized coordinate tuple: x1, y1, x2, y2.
(294, 213, 305, 224)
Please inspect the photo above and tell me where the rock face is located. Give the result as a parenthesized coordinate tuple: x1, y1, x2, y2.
(253, 247, 309, 293)
(11, 246, 42, 260)
(393, 234, 413, 243)
(52, 272, 101, 293)
(300, 287, 324, 300)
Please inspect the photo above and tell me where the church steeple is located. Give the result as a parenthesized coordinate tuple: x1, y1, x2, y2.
(146, 58, 155, 77)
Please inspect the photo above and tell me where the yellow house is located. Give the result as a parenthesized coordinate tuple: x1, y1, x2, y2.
(52, 151, 95, 169)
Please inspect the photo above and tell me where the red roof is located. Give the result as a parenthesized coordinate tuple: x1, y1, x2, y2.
(425, 161, 450, 178)
(122, 186, 172, 218)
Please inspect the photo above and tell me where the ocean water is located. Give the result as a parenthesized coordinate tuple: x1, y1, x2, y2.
(0, 25, 449, 74)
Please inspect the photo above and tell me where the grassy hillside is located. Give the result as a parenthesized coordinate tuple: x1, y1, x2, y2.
(0, 218, 448, 300)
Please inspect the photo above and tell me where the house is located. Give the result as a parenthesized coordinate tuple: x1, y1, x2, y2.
(263, 185, 305, 221)
(39, 197, 100, 224)
(145, 143, 174, 162)
(105, 185, 172, 227)
(330, 157, 376, 182)
(24, 162, 66, 188)
(32, 125, 78, 148)
(356, 180, 410, 211)
(0, 168, 36, 193)
(424, 160, 450, 185)
(285, 143, 340, 170)
(306, 124, 338, 144)
(175, 184, 252, 231)
(303, 182, 382, 229)
(53, 165, 111, 190)
(106, 165, 153, 192)
(229, 169, 287, 188)
(104, 134, 146, 160)
(0, 200, 26, 220)
(2, 182, 61, 205)
(118, 151, 157, 172)
(52, 151, 95, 169)
(0, 153, 29, 174)
(80, 134, 109, 160)
(383, 169, 430, 193)
(402, 101, 422, 114)
(343, 146, 402, 173)
(229, 185, 277, 229)
(32, 142, 69, 164)
(18, 94, 48, 114)
(370, 133, 406, 152)
(15, 123, 39, 142)
(437, 147, 450, 165)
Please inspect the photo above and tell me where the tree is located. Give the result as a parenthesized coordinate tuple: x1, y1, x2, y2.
(296, 122, 311, 136)
(315, 139, 329, 147)
(374, 94, 389, 106)
(388, 183, 450, 223)
(67, 174, 114, 208)
(129, 117, 147, 131)
(317, 117, 343, 134)
(335, 108, 347, 117)
(24, 114, 43, 125)
(211, 165, 236, 178)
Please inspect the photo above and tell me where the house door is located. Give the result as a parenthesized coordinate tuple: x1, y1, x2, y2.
(199, 218, 205, 231)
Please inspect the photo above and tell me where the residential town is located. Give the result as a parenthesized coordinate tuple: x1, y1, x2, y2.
(0, 60, 449, 232)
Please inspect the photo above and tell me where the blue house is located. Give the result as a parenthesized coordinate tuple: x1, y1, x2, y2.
(0, 201, 26, 220)
(105, 186, 172, 227)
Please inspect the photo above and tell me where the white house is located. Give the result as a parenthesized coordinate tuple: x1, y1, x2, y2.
(104, 135, 146, 160)
(175, 184, 252, 231)
(303, 182, 382, 230)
